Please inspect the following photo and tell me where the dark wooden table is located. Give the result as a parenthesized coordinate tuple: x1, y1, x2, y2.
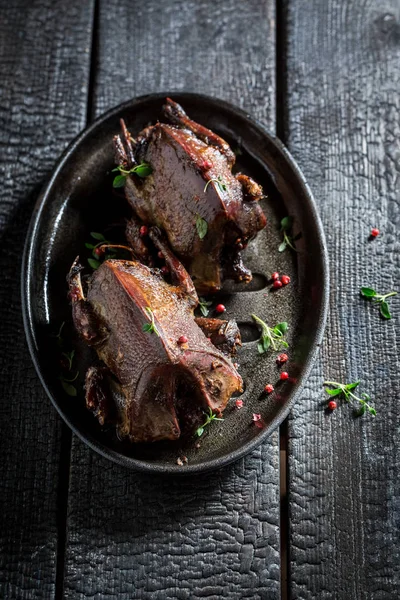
(1, 1, 399, 598)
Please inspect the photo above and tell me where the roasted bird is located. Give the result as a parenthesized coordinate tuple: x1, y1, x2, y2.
(68, 228, 242, 443)
(114, 98, 267, 294)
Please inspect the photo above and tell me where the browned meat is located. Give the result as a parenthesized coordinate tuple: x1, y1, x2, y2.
(68, 228, 242, 443)
(114, 98, 267, 294)
(195, 317, 242, 357)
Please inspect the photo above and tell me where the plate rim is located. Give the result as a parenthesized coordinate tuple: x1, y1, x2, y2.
(21, 91, 329, 474)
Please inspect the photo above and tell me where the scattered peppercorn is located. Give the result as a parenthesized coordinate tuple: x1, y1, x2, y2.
(161, 265, 170, 275)
(157, 251, 164, 259)
(328, 401, 337, 411)
(273, 280, 283, 289)
(203, 159, 213, 170)
(264, 384, 274, 394)
(235, 399, 244, 409)
(281, 275, 291, 285)
(252, 413, 263, 428)
(178, 335, 188, 344)
(271, 272, 280, 281)
(139, 225, 148, 236)
(371, 228, 379, 238)
(280, 371, 289, 381)
(215, 304, 226, 314)
(277, 353, 288, 364)
(93, 246, 103, 258)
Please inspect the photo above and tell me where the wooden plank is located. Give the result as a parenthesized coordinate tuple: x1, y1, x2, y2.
(284, 1, 400, 598)
(64, 1, 280, 598)
(0, 1, 94, 598)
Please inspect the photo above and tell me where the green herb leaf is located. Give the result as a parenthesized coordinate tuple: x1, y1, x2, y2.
(252, 314, 289, 353)
(274, 322, 288, 335)
(143, 307, 160, 336)
(88, 258, 101, 270)
(85, 243, 95, 249)
(196, 407, 223, 437)
(198, 297, 213, 317)
(90, 232, 105, 241)
(345, 381, 360, 391)
(380, 301, 391, 319)
(325, 388, 343, 397)
(280, 216, 293, 231)
(360, 287, 397, 319)
(113, 162, 152, 181)
(61, 379, 77, 397)
(279, 216, 299, 253)
(204, 176, 227, 194)
(360, 287, 376, 298)
(278, 241, 287, 253)
(355, 404, 366, 417)
(113, 174, 127, 188)
(196, 215, 208, 240)
(133, 163, 153, 177)
(323, 380, 376, 418)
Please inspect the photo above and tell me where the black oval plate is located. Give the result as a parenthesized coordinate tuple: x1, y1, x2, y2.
(22, 92, 329, 474)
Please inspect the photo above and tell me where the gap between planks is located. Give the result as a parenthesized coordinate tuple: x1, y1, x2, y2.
(276, 1, 290, 600)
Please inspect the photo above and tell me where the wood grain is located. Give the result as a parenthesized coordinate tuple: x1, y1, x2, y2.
(63, 1, 280, 598)
(0, 1, 93, 597)
(284, 1, 400, 598)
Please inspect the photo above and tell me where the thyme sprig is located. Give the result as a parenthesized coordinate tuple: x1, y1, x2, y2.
(112, 163, 153, 187)
(198, 297, 213, 317)
(323, 381, 376, 417)
(360, 287, 397, 320)
(142, 307, 160, 336)
(196, 407, 224, 437)
(251, 314, 289, 353)
(279, 216, 301, 253)
(204, 176, 227, 194)
(85, 231, 116, 270)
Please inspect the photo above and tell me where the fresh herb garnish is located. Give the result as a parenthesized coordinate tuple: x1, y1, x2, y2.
(112, 163, 153, 187)
(195, 214, 208, 240)
(86, 232, 116, 270)
(204, 176, 227, 194)
(88, 258, 101, 270)
(360, 287, 397, 320)
(142, 307, 160, 336)
(323, 381, 376, 417)
(279, 216, 301, 252)
(198, 297, 213, 317)
(62, 350, 75, 371)
(196, 407, 224, 437)
(251, 314, 289, 353)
